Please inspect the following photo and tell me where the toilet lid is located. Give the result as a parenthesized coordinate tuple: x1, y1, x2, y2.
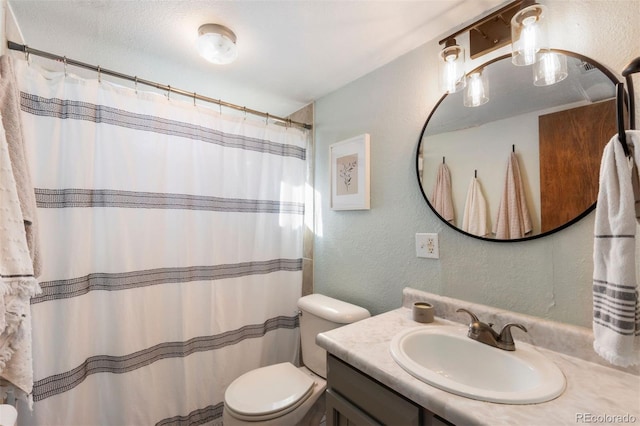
(225, 362, 315, 417)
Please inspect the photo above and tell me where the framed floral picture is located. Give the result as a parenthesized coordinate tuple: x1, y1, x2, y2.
(330, 134, 370, 210)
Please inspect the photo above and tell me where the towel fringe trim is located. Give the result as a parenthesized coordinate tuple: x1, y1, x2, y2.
(0, 276, 40, 405)
(0, 277, 42, 298)
(593, 340, 640, 367)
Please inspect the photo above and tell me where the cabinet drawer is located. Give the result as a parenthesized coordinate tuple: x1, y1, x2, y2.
(327, 354, 421, 426)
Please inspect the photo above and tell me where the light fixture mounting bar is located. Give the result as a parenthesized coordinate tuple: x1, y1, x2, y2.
(438, 0, 523, 56)
(469, 2, 521, 59)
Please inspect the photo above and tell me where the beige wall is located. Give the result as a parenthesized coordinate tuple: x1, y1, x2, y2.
(313, 0, 640, 328)
(288, 103, 315, 297)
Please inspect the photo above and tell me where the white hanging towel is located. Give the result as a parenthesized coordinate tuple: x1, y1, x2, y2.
(593, 131, 640, 367)
(431, 162, 455, 225)
(0, 116, 41, 405)
(493, 152, 532, 239)
(462, 177, 489, 237)
(0, 55, 41, 278)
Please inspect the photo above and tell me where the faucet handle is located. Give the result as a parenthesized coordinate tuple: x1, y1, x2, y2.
(497, 323, 528, 350)
(456, 308, 479, 323)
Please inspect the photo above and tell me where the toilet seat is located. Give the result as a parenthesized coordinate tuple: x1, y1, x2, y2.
(224, 362, 316, 421)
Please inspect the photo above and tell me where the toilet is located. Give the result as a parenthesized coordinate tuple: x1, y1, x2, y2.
(223, 294, 370, 425)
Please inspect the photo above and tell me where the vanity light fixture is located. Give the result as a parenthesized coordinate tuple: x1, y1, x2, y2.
(511, 0, 548, 66)
(439, 39, 466, 94)
(437, 0, 559, 106)
(436, 0, 522, 102)
(438, 1, 522, 63)
(463, 68, 489, 107)
(196, 24, 238, 65)
(533, 51, 567, 86)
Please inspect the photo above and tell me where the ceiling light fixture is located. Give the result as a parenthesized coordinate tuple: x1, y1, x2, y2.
(196, 24, 238, 65)
(511, 0, 548, 66)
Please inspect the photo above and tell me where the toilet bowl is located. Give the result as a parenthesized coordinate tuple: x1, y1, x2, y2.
(222, 294, 370, 425)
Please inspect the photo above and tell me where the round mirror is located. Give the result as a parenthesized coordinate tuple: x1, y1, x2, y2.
(417, 50, 618, 242)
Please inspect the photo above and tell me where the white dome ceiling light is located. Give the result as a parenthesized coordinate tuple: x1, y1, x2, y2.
(196, 24, 238, 65)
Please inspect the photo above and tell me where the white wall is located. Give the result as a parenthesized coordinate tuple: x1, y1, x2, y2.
(2, 1, 24, 54)
(422, 110, 543, 235)
(313, 0, 640, 328)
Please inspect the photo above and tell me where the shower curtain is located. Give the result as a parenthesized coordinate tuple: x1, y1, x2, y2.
(14, 58, 307, 425)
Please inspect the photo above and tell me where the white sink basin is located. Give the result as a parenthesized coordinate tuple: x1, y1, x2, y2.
(390, 326, 566, 404)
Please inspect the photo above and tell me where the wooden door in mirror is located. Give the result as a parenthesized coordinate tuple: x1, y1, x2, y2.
(539, 100, 615, 233)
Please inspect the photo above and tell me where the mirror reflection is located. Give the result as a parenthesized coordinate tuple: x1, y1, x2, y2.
(417, 51, 617, 241)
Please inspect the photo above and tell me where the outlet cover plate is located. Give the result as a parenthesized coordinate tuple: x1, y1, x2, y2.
(416, 233, 439, 259)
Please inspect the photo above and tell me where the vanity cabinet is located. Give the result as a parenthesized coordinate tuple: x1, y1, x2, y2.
(326, 354, 452, 426)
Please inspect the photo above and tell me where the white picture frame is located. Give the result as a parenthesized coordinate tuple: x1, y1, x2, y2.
(330, 134, 370, 210)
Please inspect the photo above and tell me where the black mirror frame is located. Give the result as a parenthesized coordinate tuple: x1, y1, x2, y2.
(415, 50, 620, 243)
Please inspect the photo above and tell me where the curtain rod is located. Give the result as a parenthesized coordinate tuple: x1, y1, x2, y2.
(7, 41, 312, 130)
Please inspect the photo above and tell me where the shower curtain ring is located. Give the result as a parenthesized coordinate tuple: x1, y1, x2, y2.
(243, 106, 247, 120)
(193, 92, 197, 107)
(25, 47, 30, 64)
(167, 85, 171, 100)
(97, 66, 101, 83)
(134, 76, 138, 94)
(219, 99, 222, 115)
(63, 56, 68, 77)
(266, 113, 269, 125)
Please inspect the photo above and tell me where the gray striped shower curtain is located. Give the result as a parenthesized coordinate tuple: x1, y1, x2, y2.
(15, 59, 307, 425)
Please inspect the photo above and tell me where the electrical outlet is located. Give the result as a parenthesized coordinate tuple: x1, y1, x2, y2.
(415, 233, 439, 259)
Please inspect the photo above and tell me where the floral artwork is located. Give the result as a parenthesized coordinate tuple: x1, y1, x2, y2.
(329, 134, 370, 210)
(337, 154, 358, 195)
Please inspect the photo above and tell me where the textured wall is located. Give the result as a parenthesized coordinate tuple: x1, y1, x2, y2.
(313, 0, 640, 328)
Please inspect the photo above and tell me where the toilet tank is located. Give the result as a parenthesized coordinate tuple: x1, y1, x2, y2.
(297, 294, 370, 378)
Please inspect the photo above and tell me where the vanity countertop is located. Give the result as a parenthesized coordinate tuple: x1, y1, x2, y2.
(317, 307, 640, 426)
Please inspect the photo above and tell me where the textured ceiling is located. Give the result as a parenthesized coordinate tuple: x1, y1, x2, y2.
(8, 0, 506, 117)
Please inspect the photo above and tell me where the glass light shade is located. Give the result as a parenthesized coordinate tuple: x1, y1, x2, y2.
(511, 3, 548, 66)
(439, 41, 466, 94)
(197, 24, 238, 65)
(533, 52, 568, 86)
(464, 70, 489, 107)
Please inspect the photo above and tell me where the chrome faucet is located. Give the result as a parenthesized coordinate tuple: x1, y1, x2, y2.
(456, 308, 527, 351)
